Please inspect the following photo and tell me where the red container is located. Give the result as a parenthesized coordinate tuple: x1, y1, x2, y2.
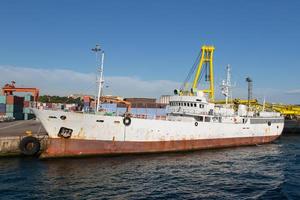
(6, 95, 24, 105)
(46, 103, 53, 108)
(83, 96, 90, 103)
(24, 101, 30, 107)
(6, 96, 14, 104)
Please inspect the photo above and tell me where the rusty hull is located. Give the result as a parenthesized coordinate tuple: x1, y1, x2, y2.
(40, 135, 280, 158)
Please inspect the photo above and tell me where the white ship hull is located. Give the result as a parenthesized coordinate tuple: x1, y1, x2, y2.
(33, 109, 284, 158)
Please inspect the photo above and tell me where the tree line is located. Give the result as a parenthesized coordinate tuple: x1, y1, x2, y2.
(38, 95, 83, 105)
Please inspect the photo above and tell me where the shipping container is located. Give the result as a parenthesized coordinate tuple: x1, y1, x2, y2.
(124, 98, 156, 103)
(6, 96, 24, 105)
(68, 106, 78, 111)
(24, 113, 35, 120)
(24, 95, 34, 101)
(13, 113, 24, 120)
(46, 103, 53, 108)
(83, 96, 91, 103)
(101, 103, 117, 113)
(23, 107, 33, 114)
(90, 101, 96, 108)
(24, 101, 30, 107)
(0, 103, 6, 113)
(6, 105, 23, 113)
(0, 96, 6, 104)
(5, 113, 14, 118)
(84, 102, 90, 107)
(83, 105, 90, 112)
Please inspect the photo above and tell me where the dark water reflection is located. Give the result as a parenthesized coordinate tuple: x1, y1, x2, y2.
(1, 134, 300, 199)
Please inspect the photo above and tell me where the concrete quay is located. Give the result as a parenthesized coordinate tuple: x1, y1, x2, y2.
(0, 120, 48, 157)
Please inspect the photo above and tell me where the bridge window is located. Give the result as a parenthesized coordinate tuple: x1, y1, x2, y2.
(205, 117, 211, 122)
(184, 102, 186, 106)
(213, 117, 220, 122)
(195, 116, 203, 122)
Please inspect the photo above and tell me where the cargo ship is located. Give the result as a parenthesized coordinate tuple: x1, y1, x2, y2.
(32, 45, 284, 158)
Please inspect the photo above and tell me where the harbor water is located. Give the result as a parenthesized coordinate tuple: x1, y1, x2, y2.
(0, 134, 300, 199)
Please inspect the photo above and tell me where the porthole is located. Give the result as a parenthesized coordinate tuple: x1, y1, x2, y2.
(60, 115, 66, 120)
(49, 116, 57, 119)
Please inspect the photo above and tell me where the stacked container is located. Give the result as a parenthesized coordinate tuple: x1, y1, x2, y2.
(89, 100, 94, 109)
(0, 96, 6, 116)
(83, 96, 91, 112)
(6, 95, 24, 120)
(101, 103, 117, 113)
(23, 94, 35, 120)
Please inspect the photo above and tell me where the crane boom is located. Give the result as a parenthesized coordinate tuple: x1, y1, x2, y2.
(174, 45, 215, 101)
(192, 45, 215, 100)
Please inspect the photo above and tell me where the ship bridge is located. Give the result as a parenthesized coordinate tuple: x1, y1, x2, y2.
(167, 91, 215, 117)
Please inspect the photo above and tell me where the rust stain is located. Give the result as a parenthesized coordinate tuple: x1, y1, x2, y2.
(70, 128, 86, 139)
(40, 135, 280, 158)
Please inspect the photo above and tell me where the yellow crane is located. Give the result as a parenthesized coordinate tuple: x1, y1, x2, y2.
(177, 45, 215, 101)
(174, 45, 300, 118)
(177, 45, 300, 118)
(215, 98, 300, 118)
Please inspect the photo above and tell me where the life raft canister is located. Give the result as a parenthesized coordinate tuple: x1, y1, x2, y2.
(19, 136, 41, 156)
(123, 116, 131, 126)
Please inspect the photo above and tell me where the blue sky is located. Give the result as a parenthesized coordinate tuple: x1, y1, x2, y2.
(0, 0, 300, 103)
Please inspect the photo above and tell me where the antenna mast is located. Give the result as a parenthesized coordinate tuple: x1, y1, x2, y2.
(92, 44, 104, 112)
(221, 64, 232, 104)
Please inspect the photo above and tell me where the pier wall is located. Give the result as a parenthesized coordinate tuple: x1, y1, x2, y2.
(0, 135, 47, 157)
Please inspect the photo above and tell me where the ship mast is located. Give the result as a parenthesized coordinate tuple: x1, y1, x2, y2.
(92, 44, 105, 112)
(221, 64, 232, 105)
